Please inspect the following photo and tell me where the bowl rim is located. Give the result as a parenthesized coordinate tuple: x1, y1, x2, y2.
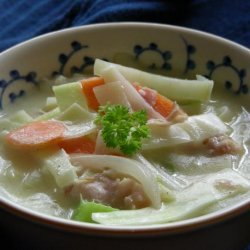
(1, 192, 249, 236)
(0, 21, 249, 57)
(0, 22, 249, 236)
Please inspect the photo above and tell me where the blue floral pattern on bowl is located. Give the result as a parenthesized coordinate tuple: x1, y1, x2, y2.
(181, 36, 196, 74)
(0, 36, 248, 109)
(133, 42, 172, 70)
(52, 41, 93, 76)
(0, 70, 38, 109)
(204, 56, 248, 94)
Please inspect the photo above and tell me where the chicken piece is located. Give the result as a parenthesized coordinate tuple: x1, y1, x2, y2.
(68, 169, 150, 210)
(135, 84, 187, 123)
(203, 134, 242, 156)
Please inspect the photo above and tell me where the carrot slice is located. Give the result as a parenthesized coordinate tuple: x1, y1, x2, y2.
(153, 94, 174, 117)
(134, 83, 174, 117)
(6, 120, 66, 149)
(58, 136, 96, 154)
(81, 77, 105, 111)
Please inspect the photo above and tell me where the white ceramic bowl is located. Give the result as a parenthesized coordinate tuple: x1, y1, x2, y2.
(0, 23, 249, 250)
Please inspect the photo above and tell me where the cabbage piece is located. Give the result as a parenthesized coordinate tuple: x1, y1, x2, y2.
(165, 154, 235, 175)
(70, 154, 161, 209)
(94, 59, 214, 102)
(57, 103, 95, 123)
(9, 110, 33, 124)
(63, 122, 97, 139)
(34, 107, 61, 121)
(43, 149, 77, 188)
(143, 113, 230, 150)
(99, 66, 164, 119)
(0, 112, 33, 144)
(53, 81, 88, 111)
(19, 193, 66, 217)
(230, 108, 250, 177)
(57, 103, 97, 139)
(0, 110, 33, 131)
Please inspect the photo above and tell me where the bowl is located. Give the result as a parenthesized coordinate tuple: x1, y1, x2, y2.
(0, 22, 249, 250)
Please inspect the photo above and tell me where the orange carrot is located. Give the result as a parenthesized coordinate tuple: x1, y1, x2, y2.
(153, 94, 174, 117)
(134, 83, 174, 117)
(58, 136, 95, 154)
(6, 120, 66, 149)
(81, 77, 105, 111)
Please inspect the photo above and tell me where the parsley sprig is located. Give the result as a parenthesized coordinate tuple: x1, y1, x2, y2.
(95, 104, 149, 156)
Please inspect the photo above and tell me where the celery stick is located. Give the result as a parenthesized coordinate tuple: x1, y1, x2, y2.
(94, 59, 214, 102)
(92, 194, 215, 225)
(72, 200, 118, 223)
(53, 81, 88, 111)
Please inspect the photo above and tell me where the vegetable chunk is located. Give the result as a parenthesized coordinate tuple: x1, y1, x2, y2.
(58, 136, 96, 154)
(81, 77, 105, 111)
(43, 149, 77, 188)
(6, 121, 66, 149)
(94, 59, 214, 102)
(72, 200, 117, 223)
(53, 81, 88, 111)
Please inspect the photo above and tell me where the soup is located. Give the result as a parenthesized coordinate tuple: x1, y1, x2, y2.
(0, 59, 249, 225)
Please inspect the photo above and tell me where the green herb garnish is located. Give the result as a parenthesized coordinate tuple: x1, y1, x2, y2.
(95, 104, 150, 156)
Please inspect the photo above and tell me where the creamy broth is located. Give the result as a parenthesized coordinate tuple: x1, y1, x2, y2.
(0, 60, 249, 225)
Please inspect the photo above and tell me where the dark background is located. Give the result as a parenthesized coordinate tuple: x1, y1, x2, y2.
(0, 0, 250, 52)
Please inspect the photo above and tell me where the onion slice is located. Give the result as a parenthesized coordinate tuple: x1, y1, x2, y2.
(100, 66, 164, 120)
(70, 154, 161, 209)
(93, 81, 131, 107)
